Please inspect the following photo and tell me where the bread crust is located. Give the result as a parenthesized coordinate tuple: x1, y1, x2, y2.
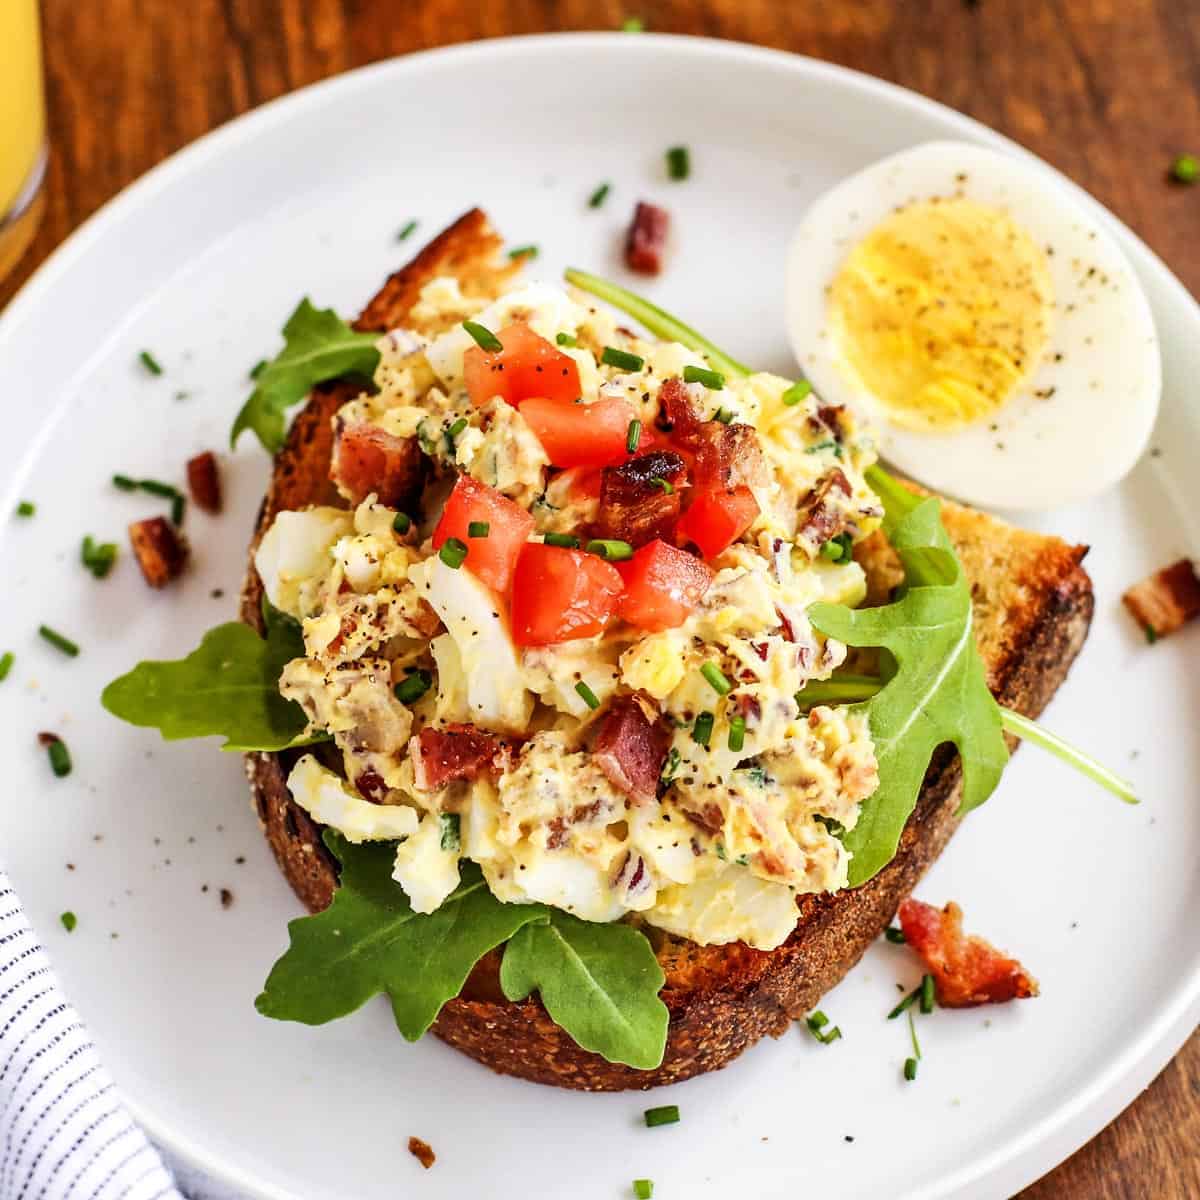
(241, 211, 1094, 1090)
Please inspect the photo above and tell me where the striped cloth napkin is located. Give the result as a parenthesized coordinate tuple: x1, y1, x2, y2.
(0, 866, 230, 1200)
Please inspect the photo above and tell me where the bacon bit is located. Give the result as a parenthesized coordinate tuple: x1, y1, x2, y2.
(797, 467, 852, 548)
(547, 799, 605, 850)
(128, 516, 188, 588)
(411, 724, 508, 791)
(185, 450, 222, 514)
(680, 802, 723, 836)
(332, 423, 423, 507)
(657, 376, 705, 437)
(36, 731, 62, 748)
(592, 694, 672, 804)
(1122, 558, 1200, 640)
(658, 377, 766, 494)
(355, 768, 389, 803)
(815, 405, 848, 441)
(407, 1136, 436, 1170)
(624, 201, 671, 275)
(750, 642, 769, 661)
(614, 851, 650, 898)
(898, 898, 1039, 1007)
(594, 451, 687, 546)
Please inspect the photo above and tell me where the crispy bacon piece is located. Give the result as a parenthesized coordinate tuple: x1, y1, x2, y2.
(411, 724, 508, 791)
(185, 450, 222, 514)
(657, 377, 766, 492)
(355, 768, 389, 803)
(594, 451, 687, 547)
(407, 1137, 436, 1170)
(1122, 558, 1200, 640)
(128, 516, 188, 588)
(332, 422, 423, 507)
(814, 404, 849, 442)
(624, 201, 671, 275)
(592, 694, 672, 804)
(898, 898, 1039, 1007)
(797, 467, 852, 548)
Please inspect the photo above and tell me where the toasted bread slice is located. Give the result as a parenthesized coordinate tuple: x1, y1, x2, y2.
(240, 210, 1094, 1091)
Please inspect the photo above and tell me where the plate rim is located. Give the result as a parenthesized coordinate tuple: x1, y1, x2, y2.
(3, 31, 1197, 1200)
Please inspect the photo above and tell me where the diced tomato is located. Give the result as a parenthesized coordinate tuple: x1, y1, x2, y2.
(675, 485, 759, 559)
(464, 322, 581, 408)
(432, 476, 534, 594)
(510, 543, 625, 645)
(520, 395, 636, 469)
(617, 540, 713, 632)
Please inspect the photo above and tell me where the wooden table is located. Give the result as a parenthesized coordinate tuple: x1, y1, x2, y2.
(6, 1, 1198, 1194)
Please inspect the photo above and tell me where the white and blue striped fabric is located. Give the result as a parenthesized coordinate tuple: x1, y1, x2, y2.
(0, 868, 187, 1200)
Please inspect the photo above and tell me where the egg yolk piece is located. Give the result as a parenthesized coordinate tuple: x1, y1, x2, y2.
(827, 197, 1054, 432)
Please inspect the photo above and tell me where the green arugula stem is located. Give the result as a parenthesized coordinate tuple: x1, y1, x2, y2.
(563, 268, 752, 380)
(799, 675, 1137, 806)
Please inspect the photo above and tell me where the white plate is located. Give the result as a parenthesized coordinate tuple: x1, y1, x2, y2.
(1, 34, 1197, 1200)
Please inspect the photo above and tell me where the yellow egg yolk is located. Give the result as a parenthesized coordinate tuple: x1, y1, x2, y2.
(827, 196, 1054, 432)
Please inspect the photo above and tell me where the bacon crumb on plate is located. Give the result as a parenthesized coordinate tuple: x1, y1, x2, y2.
(1122, 557, 1200, 639)
(128, 516, 188, 588)
(186, 450, 222, 513)
(624, 201, 671, 275)
(898, 898, 1039, 1007)
(407, 1136, 436, 1170)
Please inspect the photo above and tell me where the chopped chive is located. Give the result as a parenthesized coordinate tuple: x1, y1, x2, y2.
(587, 538, 633, 562)
(1170, 154, 1199, 185)
(171, 493, 185, 526)
(713, 407, 734, 424)
(888, 987, 921, 1020)
(643, 1105, 679, 1128)
(15, 500, 35, 517)
(821, 533, 853, 563)
(727, 715, 746, 753)
(700, 662, 732, 696)
(462, 321, 503, 353)
(683, 364, 725, 390)
(508, 244, 539, 261)
(692, 711, 714, 748)
(137, 479, 177, 499)
(80, 536, 118, 579)
(139, 350, 164, 376)
(438, 537, 468, 569)
(805, 1010, 842, 1045)
(46, 737, 72, 777)
(626, 418, 642, 453)
(884, 926, 907, 944)
(556, 332, 579, 347)
(60, 911, 77, 932)
(398, 219, 419, 241)
(543, 532, 581, 549)
(666, 145, 690, 181)
(467, 521, 490, 539)
(394, 669, 433, 705)
(439, 812, 461, 852)
(0, 652, 13, 682)
(38, 626, 79, 658)
(621, 16, 644, 32)
(1144, 625, 1159, 645)
(112, 474, 138, 491)
(782, 379, 813, 406)
(589, 182, 612, 209)
(919, 973, 936, 1014)
(633, 1182, 654, 1200)
(660, 746, 681, 783)
(650, 477, 674, 495)
(392, 512, 412, 534)
(446, 415, 468, 442)
(908, 1007, 922, 1060)
(575, 681, 601, 710)
(249, 358, 268, 379)
(903, 1056, 919, 1082)
(601, 346, 645, 372)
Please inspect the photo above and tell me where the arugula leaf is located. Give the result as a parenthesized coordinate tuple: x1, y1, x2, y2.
(500, 910, 669, 1069)
(100, 612, 312, 752)
(256, 834, 548, 1040)
(231, 299, 380, 454)
(807, 466, 1009, 885)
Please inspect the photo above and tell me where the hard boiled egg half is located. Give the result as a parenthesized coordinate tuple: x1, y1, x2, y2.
(785, 141, 1160, 510)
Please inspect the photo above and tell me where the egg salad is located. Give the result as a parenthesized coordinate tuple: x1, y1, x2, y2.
(256, 277, 884, 952)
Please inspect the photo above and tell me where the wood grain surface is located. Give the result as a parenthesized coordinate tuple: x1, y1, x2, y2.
(5, 1, 1198, 1195)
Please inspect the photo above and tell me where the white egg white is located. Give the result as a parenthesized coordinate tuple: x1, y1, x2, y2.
(786, 140, 1161, 511)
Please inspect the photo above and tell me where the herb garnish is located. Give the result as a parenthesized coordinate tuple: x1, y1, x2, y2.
(643, 1105, 680, 1127)
(700, 662, 731, 696)
(633, 1181, 654, 1199)
(1170, 154, 1199, 185)
(398, 219, 419, 241)
(467, 521, 490, 538)
(394, 669, 433, 705)
(15, 500, 34, 517)
(884, 926, 907, 944)
(438, 538, 468, 569)
(0, 652, 12, 681)
(392, 512, 412, 534)
(139, 350, 164, 376)
(601, 346, 645, 373)
(665, 146, 690, 181)
(587, 538, 634, 562)
(81, 536, 118, 579)
(556, 332, 579, 347)
(589, 183, 612, 209)
(544, 532, 581, 549)
(60, 911, 77, 932)
(575, 681, 601, 710)
(727, 715, 746, 753)
(649, 476, 674, 494)
(42, 733, 72, 777)
(781, 379, 813, 406)
(439, 813, 461, 852)
(462, 321, 503, 353)
(683, 364, 725, 390)
(39, 626, 79, 657)
(692, 711, 714, 747)
(805, 1010, 843, 1044)
(508, 244, 539, 261)
(626, 418, 642, 453)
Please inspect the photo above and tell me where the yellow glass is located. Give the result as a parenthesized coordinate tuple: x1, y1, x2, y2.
(0, 0, 48, 280)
